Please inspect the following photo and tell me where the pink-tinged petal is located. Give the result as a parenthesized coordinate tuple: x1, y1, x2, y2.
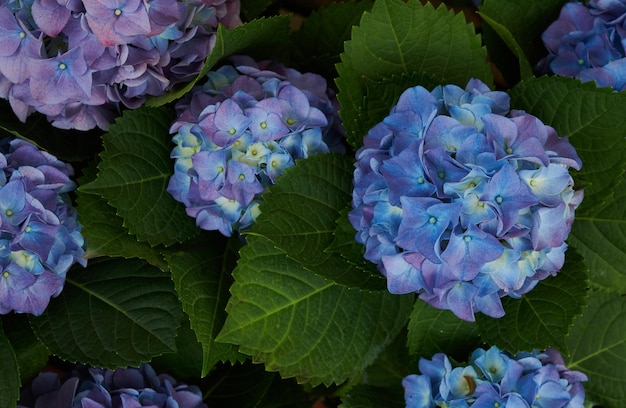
(31, 0, 71, 37)
(29, 47, 92, 105)
(82, 0, 151, 46)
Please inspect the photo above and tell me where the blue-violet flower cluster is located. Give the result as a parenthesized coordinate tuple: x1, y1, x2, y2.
(350, 79, 583, 321)
(0, 137, 86, 316)
(168, 56, 345, 236)
(540, 0, 626, 90)
(0, 0, 241, 130)
(18, 362, 207, 408)
(403, 346, 587, 408)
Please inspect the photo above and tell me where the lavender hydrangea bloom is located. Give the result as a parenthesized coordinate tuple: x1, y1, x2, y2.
(403, 346, 588, 408)
(167, 56, 345, 236)
(18, 363, 207, 408)
(0, 137, 86, 316)
(0, 0, 242, 130)
(350, 79, 583, 321)
(540, 1, 626, 90)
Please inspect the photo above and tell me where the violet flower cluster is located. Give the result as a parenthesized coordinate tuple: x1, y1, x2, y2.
(0, 137, 86, 316)
(350, 79, 583, 321)
(403, 346, 588, 408)
(18, 363, 207, 408)
(168, 56, 345, 236)
(0, 0, 241, 130)
(540, 0, 626, 90)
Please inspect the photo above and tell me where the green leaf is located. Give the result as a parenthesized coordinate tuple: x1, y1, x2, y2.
(29, 258, 182, 367)
(240, 0, 275, 21)
(2, 313, 49, 383)
(145, 16, 291, 108)
(78, 106, 198, 247)
(565, 290, 626, 407)
(336, 0, 492, 147)
(361, 328, 414, 388)
(568, 175, 626, 293)
(149, 315, 204, 380)
(164, 235, 244, 376)
(290, 0, 374, 79)
(407, 301, 481, 362)
(252, 153, 386, 290)
(478, 0, 567, 80)
(76, 162, 168, 269)
(509, 76, 626, 209)
(0, 320, 20, 408)
(475, 249, 589, 354)
(340, 384, 404, 408)
(216, 235, 413, 386)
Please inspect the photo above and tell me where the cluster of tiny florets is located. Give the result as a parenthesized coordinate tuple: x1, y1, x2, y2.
(403, 346, 587, 408)
(168, 56, 345, 236)
(18, 363, 206, 408)
(540, 0, 626, 90)
(0, 0, 241, 130)
(0, 137, 86, 316)
(350, 78, 583, 321)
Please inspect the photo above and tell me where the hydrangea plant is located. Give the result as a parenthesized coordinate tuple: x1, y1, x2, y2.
(0, 0, 241, 130)
(540, 0, 626, 90)
(0, 137, 86, 316)
(167, 55, 345, 236)
(403, 346, 588, 408)
(350, 78, 583, 321)
(17, 363, 206, 408)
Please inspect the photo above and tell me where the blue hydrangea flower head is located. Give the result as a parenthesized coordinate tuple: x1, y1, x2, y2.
(350, 79, 583, 321)
(0, 137, 86, 316)
(540, 0, 626, 90)
(167, 56, 345, 236)
(404, 346, 588, 408)
(0, 0, 242, 130)
(18, 362, 207, 408)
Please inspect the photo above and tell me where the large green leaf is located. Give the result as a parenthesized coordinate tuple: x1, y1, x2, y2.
(146, 16, 291, 107)
(475, 249, 589, 354)
(78, 106, 198, 247)
(29, 258, 182, 367)
(479, 0, 567, 80)
(407, 301, 481, 362)
(149, 315, 204, 380)
(251, 153, 386, 290)
(509, 76, 626, 209)
(164, 235, 244, 376)
(2, 313, 49, 383)
(0, 321, 20, 408)
(336, 0, 492, 147)
(76, 162, 168, 269)
(565, 290, 626, 407)
(216, 235, 413, 386)
(568, 177, 626, 293)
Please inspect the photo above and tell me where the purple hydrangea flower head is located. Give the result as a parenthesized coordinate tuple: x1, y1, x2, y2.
(0, 0, 242, 130)
(350, 79, 583, 321)
(0, 137, 86, 316)
(403, 346, 587, 408)
(18, 362, 207, 408)
(540, 0, 626, 90)
(167, 56, 345, 236)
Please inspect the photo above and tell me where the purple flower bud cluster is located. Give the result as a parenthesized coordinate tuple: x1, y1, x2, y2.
(540, 0, 626, 90)
(0, 138, 86, 316)
(350, 79, 583, 321)
(0, 0, 241, 130)
(167, 56, 345, 236)
(403, 346, 588, 408)
(18, 363, 207, 408)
